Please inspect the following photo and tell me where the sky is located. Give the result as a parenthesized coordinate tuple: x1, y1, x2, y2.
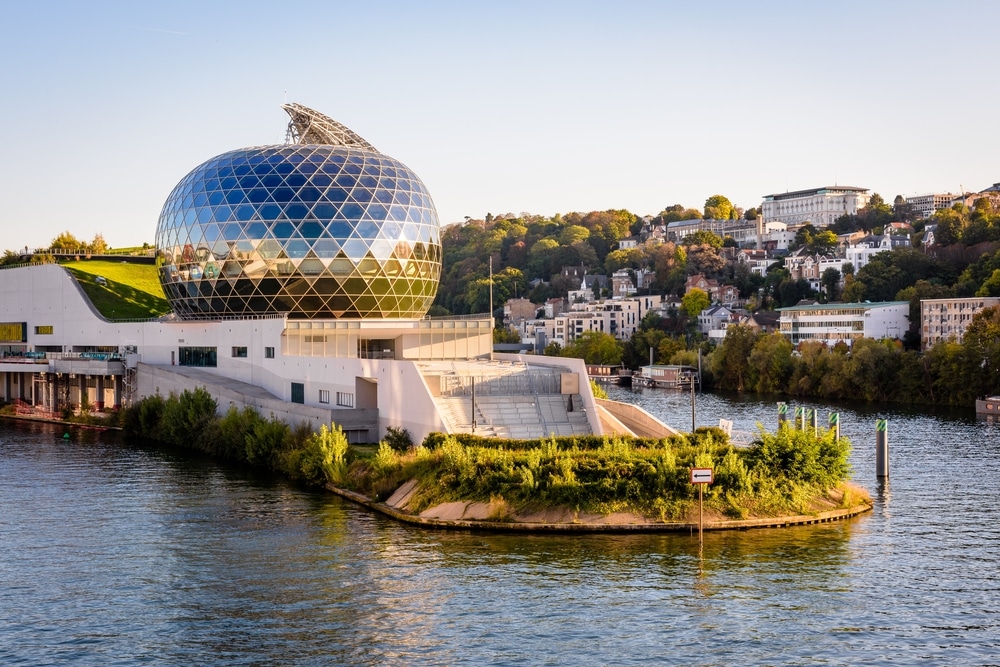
(2, 0, 997, 251)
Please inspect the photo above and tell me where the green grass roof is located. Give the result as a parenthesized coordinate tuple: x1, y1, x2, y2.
(62, 260, 171, 320)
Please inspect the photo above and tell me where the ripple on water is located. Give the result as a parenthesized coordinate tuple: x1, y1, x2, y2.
(2, 403, 1000, 666)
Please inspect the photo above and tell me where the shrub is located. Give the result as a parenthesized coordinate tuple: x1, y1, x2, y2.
(246, 417, 290, 467)
(384, 425, 413, 452)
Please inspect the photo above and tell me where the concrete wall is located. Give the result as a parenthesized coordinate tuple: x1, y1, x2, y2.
(595, 398, 681, 438)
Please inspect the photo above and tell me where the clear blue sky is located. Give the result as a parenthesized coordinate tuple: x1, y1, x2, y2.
(2, 1, 997, 251)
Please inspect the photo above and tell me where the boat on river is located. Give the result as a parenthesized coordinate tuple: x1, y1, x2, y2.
(975, 395, 1000, 420)
(633, 364, 699, 389)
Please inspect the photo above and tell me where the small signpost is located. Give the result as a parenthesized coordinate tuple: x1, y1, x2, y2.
(691, 467, 713, 546)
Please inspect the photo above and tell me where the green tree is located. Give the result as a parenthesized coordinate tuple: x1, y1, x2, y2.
(50, 231, 83, 252)
(681, 288, 710, 318)
(704, 194, 736, 220)
(821, 268, 841, 301)
(976, 269, 1000, 297)
(710, 324, 758, 392)
(682, 230, 723, 249)
(559, 225, 590, 245)
(748, 332, 794, 393)
(561, 330, 623, 365)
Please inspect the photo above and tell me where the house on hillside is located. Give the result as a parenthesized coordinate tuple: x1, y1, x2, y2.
(698, 304, 733, 335)
(845, 234, 911, 271)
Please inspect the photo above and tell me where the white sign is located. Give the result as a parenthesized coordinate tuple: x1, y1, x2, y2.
(691, 468, 714, 484)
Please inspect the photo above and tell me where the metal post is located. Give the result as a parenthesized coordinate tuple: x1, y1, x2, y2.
(471, 376, 476, 433)
(778, 402, 787, 428)
(690, 373, 696, 433)
(809, 408, 818, 435)
(795, 406, 803, 429)
(698, 483, 704, 548)
(829, 412, 840, 441)
(876, 419, 889, 479)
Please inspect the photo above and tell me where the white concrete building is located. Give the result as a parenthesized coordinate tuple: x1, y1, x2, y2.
(905, 193, 957, 220)
(777, 301, 910, 347)
(920, 297, 1000, 350)
(0, 265, 623, 442)
(845, 234, 911, 271)
(761, 186, 870, 228)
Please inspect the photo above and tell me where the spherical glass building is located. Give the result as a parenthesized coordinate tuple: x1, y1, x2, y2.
(155, 104, 441, 319)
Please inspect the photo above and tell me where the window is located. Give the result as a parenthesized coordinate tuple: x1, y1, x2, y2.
(291, 382, 304, 404)
(336, 391, 354, 408)
(179, 347, 217, 367)
(232, 346, 248, 358)
(35, 326, 54, 335)
(264, 346, 275, 359)
(319, 389, 330, 404)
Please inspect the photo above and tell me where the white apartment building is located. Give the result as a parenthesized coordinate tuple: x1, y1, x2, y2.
(905, 193, 957, 220)
(920, 297, 1000, 350)
(520, 295, 665, 347)
(845, 234, 911, 271)
(761, 186, 870, 228)
(778, 301, 910, 347)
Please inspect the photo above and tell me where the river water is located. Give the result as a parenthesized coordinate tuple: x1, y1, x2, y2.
(1, 389, 999, 666)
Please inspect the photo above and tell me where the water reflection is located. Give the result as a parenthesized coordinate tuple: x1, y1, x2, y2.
(3, 406, 1000, 666)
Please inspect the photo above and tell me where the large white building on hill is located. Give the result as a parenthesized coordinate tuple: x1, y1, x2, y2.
(761, 186, 870, 228)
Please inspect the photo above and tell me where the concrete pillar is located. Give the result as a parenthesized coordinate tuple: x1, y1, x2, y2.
(96, 375, 106, 410)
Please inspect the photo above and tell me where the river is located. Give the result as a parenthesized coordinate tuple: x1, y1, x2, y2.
(1, 389, 999, 666)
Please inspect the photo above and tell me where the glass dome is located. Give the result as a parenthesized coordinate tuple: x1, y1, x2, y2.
(155, 143, 441, 319)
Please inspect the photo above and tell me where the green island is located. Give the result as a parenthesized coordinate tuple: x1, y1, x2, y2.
(119, 388, 871, 531)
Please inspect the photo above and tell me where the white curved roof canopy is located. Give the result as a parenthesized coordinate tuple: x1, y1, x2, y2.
(281, 102, 377, 151)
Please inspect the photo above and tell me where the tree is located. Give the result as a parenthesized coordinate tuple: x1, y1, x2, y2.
(561, 330, 623, 365)
(686, 244, 727, 278)
(681, 288, 710, 318)
(559, 225, 590, 245)
(977, 269, 1000, 297)
(50, 231, 83, 252)
(682, 230, 723, 249)
(748, 332, 794, 393)
(90, 233, 108, 254)
(932, 206, 968, 246)
(704, 194, 736, 221)
(658, 205, 702, 223)
(821, 268, 841, 301)
(710, 324, 759, 392)
(810, 230, 839, 255)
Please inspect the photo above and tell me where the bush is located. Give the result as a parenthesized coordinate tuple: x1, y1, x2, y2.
(384, 425, 413, 452)
(160, 388, 217, 448)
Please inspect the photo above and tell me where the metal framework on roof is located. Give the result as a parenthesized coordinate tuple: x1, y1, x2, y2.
(281, 102, 377, 151)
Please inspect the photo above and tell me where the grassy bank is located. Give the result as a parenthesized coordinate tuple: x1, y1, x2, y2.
(123, 388, 869, 524)
(343, 427, 867, 522)
(62, 260, 170, 320)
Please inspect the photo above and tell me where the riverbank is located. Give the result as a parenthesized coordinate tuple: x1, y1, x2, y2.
(326, 482, 872, 533)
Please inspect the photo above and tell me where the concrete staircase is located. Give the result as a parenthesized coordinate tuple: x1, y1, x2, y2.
(425, 359, 594, 439)
(434, 393, 591, 439)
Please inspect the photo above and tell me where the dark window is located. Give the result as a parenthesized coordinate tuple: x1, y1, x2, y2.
(179, 347, 217, 367)
(232, 346, 248, 358)
(291, 382, 304, 404)
(264, 346, 275, 359)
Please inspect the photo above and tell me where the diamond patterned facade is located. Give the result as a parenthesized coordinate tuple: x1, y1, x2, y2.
(155, 121, 441, 319)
